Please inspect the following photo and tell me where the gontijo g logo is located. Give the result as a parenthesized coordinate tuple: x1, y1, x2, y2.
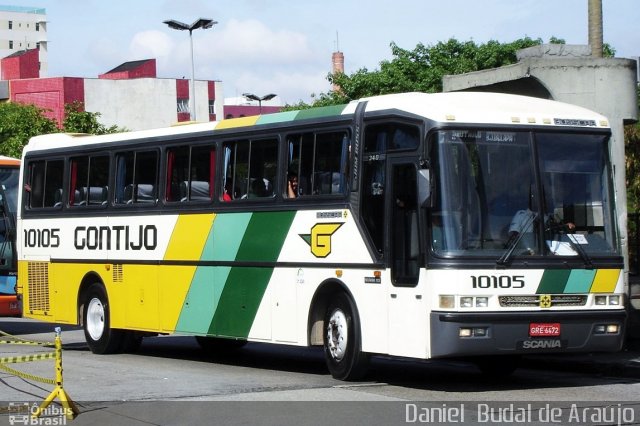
(300, 223, 343, 258)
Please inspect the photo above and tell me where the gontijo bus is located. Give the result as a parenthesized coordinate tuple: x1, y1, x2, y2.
(16, 92, 625, 380)
(0, 156, 20, 316)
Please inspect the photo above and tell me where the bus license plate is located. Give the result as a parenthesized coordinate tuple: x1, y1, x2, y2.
(529, 323, 560, 337)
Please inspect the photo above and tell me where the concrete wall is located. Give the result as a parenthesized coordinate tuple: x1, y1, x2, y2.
(84, 78, 224, 130)
(84, 78, 179, 131)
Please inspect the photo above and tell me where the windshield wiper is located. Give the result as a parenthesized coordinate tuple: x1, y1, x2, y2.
(496, 212, 538, 266)
(547, 224, 593, 268)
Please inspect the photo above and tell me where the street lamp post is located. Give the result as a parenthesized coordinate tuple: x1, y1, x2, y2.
(163, 18, 217, 121)
(243, 93, 277, 114)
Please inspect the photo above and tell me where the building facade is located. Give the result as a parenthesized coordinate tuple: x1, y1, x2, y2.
(0, 5, 47, 76)
(1, 54, 224, 131)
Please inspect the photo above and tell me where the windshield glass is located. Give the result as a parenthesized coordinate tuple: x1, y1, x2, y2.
(431, 129, 617, 259)
(0, 167, 19, 214)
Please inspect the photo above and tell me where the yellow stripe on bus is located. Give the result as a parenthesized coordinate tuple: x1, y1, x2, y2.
(159, 213, 216, 331)
(214, 116, 260, 130)
(164, 213, 215, 261)
(590, 269, 620, 293)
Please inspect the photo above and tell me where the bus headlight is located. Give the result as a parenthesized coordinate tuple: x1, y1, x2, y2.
(594, 295, 621, 306)
(594, 324, 620, 334)
(460, 297, 473, 308)
(439, 295, 455, 309)
(475, 297, 488, 308)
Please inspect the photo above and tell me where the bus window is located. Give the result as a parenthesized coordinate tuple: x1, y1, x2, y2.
(69, 155, 109, 206)
(286, 133, 313, 197)
(27, 159, 64, 209)
(286, 130, 349, 197)
(166, 145, 215, 203)
(189, 145, 215, 201)
(115, 151, 158, 205)
(165, 146, 189, 202)
(223, 139, 277, 200)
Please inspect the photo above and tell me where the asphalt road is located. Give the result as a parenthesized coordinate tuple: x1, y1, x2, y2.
(0, 318, 639, 425)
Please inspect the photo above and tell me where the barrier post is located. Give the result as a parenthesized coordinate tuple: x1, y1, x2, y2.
(32, 327, 79, 420)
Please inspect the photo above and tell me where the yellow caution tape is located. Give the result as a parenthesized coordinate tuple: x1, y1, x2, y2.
(0, 352, 55, 364)
(0, 362, 56, 386)
(0, 330, 53, 346)
(0, 339, 51, 346)
(0, 327, 78, 419)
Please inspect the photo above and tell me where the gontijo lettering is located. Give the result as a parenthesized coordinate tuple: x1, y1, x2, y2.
(74, 225, 157, 250)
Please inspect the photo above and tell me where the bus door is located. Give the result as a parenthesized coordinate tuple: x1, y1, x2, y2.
(387, 160, 427, 357)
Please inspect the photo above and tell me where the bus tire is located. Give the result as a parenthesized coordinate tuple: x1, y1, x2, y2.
(82, 284, 124, 354)
(323, 292, 369, 381)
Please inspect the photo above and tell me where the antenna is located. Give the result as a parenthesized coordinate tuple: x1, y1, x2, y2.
(335, 31, 340, 52)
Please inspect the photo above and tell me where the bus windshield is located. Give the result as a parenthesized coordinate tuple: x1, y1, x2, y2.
(0, 167, 19, 214)
(431, 129, 617, 259)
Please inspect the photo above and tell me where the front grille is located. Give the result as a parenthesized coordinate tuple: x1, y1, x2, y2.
(499, 294, 587, 307)
(27, 262, 50, 312)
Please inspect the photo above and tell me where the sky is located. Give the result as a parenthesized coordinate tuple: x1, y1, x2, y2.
(9, 0, 640, 105)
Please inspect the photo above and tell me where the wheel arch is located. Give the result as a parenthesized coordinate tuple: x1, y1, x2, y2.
(77, 272, 106, 327)
(307, 278, 359, 346)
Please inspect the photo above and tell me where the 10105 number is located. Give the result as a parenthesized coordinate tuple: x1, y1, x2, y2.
(471, 275, 524, 289)
(23, 228, 60, 248)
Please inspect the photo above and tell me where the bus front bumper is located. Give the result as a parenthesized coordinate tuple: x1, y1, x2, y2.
(429, 310, 626, 358)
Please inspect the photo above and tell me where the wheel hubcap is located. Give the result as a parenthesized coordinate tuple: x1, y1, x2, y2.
(86, 297, 105, 341)
(327, 309, 348, 362)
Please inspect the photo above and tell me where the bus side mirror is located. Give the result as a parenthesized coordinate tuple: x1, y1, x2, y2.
(417, 169, 431, 207)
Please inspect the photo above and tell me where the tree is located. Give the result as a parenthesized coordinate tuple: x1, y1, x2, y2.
(0, 101, 125, 159)
(63, 101, 123, 135)
(625, 85, 640, 213)
(285, 37, 547, 110)
(0, 102, 58, 158)
(284, 36, 615, 111)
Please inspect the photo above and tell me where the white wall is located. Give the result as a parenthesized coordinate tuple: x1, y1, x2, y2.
(85, 78, 224, 131)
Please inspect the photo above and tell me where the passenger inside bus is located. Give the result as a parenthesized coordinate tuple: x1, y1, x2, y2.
(286, 172, 299, 198)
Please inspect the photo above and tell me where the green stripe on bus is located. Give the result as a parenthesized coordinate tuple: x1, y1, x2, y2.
(208, 211, 296, 338)
(536, 269, 570, 294)
(206, 213, 253, 261)
(176, 266, 229, 334)
(176, 213, 253, 333)
(294, 104, 347, 121)
(256, 111, 300, 125)
(209, 267, 273, 337)
(234, 211, 296, 262)
(564, 269, 596, 293)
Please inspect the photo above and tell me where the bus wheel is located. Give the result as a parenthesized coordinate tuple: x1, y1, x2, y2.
(323, 292, 369, 381)
(82, 284, 124, 354)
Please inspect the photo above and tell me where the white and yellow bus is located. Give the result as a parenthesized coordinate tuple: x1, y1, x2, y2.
(17, 92, 625, 380)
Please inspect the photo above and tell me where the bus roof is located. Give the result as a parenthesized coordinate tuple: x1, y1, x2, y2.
(358, 92, 610, 128)
(0, 156, 20, 167)
(23, 92, 610, 154)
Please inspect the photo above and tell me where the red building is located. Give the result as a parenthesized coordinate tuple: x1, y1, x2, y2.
(0, 51, 223, 130)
